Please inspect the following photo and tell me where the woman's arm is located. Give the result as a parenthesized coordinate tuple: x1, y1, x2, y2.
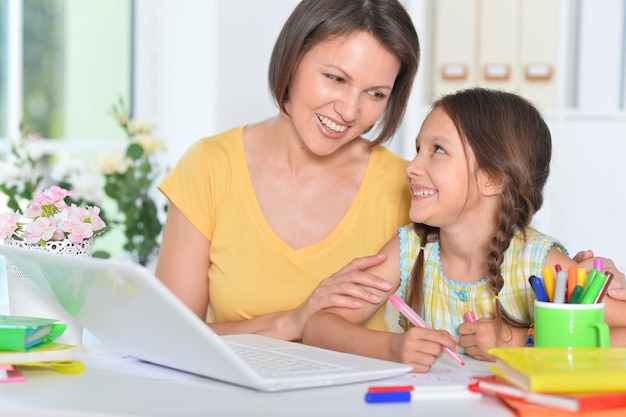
(156, 203, 396, 341)
(572, 250, 626, 300)
(302, 236, 460, 372)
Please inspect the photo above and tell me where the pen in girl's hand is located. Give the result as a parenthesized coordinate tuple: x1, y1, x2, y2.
(388, 294, 465, 366)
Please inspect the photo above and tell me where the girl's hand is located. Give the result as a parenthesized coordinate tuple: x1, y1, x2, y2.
(391, 327, 459, 373)
(458, 319, 527, 362)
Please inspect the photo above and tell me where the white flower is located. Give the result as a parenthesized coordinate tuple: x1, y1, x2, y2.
(127, 121, 153, 135)
(0, 161, 20, 183)
(51, 159, 88, 180)
(71, 171, 104, 202)
(93, 150, 133, 175)
(134, 134, 166, 154)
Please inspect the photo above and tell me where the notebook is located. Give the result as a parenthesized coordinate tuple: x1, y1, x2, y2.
(0, 244, 411, 391)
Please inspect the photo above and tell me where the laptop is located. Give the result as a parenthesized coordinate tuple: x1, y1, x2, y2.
(0, 244, 411, 391)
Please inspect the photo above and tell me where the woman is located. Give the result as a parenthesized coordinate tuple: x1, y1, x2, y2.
(156, 0, 420, 340)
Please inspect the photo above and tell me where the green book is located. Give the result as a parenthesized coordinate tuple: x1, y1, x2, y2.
(0, 315, 68, 351)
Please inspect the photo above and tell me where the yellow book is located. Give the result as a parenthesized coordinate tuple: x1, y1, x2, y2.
(0, 342, 76, 364)
(488, 347, 626, 394)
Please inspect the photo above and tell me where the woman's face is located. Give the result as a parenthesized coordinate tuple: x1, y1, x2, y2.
(285, 31, 400, 156)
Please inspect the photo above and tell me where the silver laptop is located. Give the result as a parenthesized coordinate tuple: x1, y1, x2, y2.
(0, 244, 411, 391)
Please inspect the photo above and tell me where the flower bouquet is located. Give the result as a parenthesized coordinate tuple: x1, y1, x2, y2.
(0, 185, 109, 250)
(0, 186, 109, 345)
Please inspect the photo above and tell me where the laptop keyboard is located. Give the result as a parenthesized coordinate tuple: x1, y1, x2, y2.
(227, 343, 347, 377)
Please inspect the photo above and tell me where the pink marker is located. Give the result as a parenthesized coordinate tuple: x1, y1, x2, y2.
(593, 258, 604, 274)
(388, 294, 465, 366)
(464, 311, 477, 322)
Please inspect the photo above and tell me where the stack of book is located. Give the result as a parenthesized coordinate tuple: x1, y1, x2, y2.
(469, 347, 626, 416)
(0, 315, 80, 383)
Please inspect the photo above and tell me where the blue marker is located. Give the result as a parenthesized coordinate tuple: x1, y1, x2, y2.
(528, 275, 549, 302)
(365, 391, 412, 403)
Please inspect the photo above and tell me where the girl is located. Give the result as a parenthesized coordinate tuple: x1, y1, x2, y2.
(303, 88, 626, 371)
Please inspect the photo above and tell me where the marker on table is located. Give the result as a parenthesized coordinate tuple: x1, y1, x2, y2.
(365, 391, 413, 403)
(367, 385, 414, 393)
(388, 294, 465, 366)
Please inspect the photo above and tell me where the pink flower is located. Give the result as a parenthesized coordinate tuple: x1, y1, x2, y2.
(0, 211, 21, 239)
(34, 185, 73, 208)
(1, 186, 108, 246)
(62, 212, 95, 243)
(85, 206, 107, 233)
(23, 217, 60, 244)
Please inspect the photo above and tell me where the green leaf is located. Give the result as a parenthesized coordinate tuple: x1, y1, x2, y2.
(126, 143, 144, 160)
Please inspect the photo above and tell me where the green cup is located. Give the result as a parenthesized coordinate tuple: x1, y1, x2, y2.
(534, 301, 609, 348)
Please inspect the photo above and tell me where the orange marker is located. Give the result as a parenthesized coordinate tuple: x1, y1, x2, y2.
(567, 265, 578, 301)
(542, 266, 556, 302)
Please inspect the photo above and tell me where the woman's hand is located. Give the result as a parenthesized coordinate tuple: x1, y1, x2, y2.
(572, 250, 626, 301)
(287, 254, 393, 339)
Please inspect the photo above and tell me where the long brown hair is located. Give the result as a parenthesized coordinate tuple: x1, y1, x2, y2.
(268, 0, 420, 145)
(405, 88, 552, 342)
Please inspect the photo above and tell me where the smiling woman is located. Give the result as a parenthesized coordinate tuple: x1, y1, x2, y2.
(155, 0, 420, 342)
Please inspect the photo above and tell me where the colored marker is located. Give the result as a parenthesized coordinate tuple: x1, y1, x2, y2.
(388, 294, 465, 366)
(368, 385, 414, 393)
(577, 268, 587, 287)
(568, 285, 584, 304)
(555, 264, 562, 272)
(594, 272, 614, 304)
(365, 387, 478, 403)
(593, 258, 604, 274)
(365, 391, 412, 403)
(579, 269, 600, 302)
(553, 271, 568, 303)
(580, 271, 608, 304)
(464, 311, 477, 322)
(567, 265, 578, 301)
(528, 275, 549, 302)
(542, 266, 556, 302)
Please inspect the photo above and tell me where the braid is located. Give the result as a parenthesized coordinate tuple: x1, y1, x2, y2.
(404, 224, 437, 329)
(489, 190, 530, 346)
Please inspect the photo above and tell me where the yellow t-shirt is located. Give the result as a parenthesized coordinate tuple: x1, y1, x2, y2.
(159, 126, 411, 331)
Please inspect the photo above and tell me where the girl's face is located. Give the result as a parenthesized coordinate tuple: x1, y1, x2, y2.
(285, 31, 400, 156)
(405, 107, 484, 228)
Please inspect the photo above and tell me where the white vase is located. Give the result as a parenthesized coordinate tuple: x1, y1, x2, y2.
(4, 237, 94, 346)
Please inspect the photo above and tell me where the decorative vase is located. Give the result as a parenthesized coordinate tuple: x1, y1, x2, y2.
(4, 237, 94, 346)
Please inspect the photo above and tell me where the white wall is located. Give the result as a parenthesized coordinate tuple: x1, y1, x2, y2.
(133, 0, 626, 270)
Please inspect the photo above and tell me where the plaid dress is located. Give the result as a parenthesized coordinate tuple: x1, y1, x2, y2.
(397, 225, 567, 338)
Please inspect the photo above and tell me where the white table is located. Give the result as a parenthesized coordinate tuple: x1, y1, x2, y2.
(0, 332, 515, 417)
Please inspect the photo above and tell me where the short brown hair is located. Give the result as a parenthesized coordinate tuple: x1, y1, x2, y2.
(268, 0, 420, 145)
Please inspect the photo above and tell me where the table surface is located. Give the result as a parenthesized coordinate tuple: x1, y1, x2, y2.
(0, 332, 516, 417)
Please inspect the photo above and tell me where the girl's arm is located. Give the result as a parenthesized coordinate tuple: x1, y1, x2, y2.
(302, 236, 460, 372)
(156, 204, 395, 341)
